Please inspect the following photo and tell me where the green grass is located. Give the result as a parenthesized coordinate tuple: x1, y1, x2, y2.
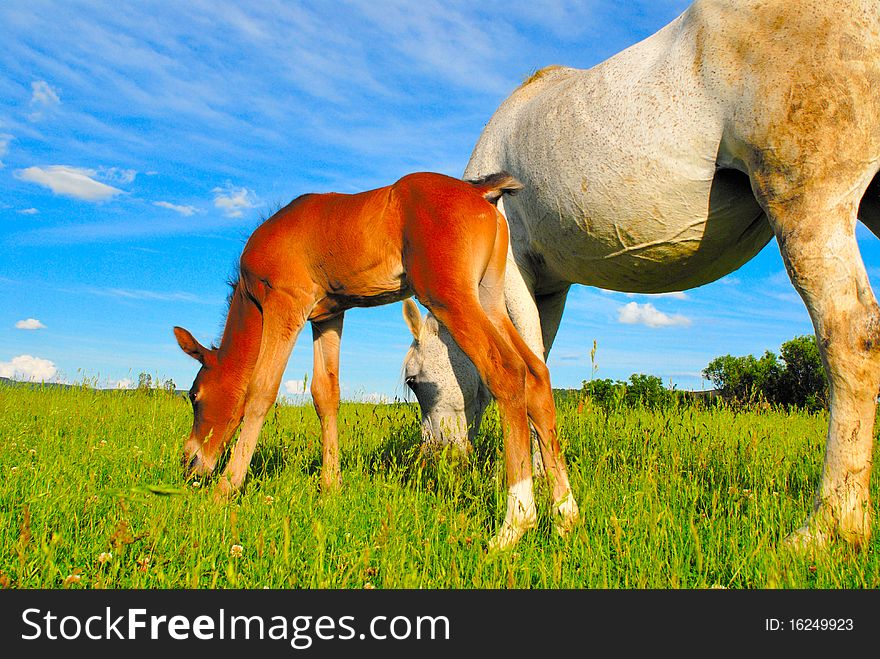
(1, 381, 878, 589)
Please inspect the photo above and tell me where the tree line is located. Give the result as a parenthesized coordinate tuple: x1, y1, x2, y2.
(581, 334, 828, 412)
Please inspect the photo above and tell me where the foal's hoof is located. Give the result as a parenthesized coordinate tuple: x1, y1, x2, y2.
(553, 494, 580, 538)
(213, 477, 236, 503)
(320, 472, 342, 493)
(488, 513, 537, 553)
(488, 523, 530, 553)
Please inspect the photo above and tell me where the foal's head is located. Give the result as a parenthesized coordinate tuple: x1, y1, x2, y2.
(173, 326, 246, 477)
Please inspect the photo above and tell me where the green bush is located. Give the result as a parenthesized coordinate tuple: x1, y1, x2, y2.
(581, 374, 676, 411)
(702, 335, 827, 411)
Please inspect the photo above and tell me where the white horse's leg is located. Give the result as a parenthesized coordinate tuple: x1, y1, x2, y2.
(766, 192, 880, 547)
(535, 287, 571, 360)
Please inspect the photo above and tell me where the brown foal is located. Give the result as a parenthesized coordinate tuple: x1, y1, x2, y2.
(173, 171, 579, 548)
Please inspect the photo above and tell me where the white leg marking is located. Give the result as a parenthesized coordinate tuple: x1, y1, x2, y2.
(489, 478, 537, 551)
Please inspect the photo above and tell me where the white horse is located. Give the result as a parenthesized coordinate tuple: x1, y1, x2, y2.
(402, 0, 880, 547)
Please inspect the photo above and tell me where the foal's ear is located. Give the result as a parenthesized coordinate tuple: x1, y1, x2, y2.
(402, 298, 423, 339)
(173, 326, 214, 365)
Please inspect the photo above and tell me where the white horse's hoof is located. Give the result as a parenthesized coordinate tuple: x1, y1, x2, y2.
(782, 523, 831, 552)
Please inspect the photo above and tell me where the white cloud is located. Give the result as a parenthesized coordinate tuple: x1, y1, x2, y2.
(648, 291, 688, 300)
(0, 133, 12, 167)
(357, 392, 391, 404)
(154, 200, 198, 216)
(83, 286, 204, 303)
(15, 165, 124, 201)
(15, 318, 46, 330)
(213, 184, 258, 218)
(18, 208, 39, 215)
(617, 302, 691, 328)
(625, 291, 688, 300)
(98, 167, 137, 184)
(28, 80, 61, 121)
(0, 354, 57, 381)
(109, 378, 134, 389)
(284, 379, 309, 395)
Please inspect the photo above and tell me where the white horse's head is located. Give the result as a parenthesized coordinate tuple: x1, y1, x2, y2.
(401, 299, 490, 450)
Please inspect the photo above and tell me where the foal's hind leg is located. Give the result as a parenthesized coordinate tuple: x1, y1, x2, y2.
(479, 238, 578, 537)
(311, 314, 344, 491)
(471, 209, 578, 537)
(493, 312, 579, 536)
(428, 300, 536, 549)
(215, 289, 308, 499)
(765, 191, 880, 547)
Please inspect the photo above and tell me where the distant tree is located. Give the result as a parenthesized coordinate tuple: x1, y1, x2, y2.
(702, 334, 828, 411)
(581, 374, 675, 411)
(624, 373, 673, 409)
(137, 372, 153, 393)
(776, 335, 827, 411)
(702, 351, 780, 404)
(581, 378, 625, 410)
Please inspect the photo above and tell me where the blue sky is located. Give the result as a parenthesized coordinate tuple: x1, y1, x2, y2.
(2, 0, 879, 400)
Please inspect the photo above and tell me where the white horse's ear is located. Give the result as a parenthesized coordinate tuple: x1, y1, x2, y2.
(402, 298, 423, 339)
(424, 313, 441, 336)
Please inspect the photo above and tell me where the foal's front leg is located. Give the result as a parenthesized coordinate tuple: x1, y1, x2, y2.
(311, 314, 344, 490)
(214, 289, 307, 500)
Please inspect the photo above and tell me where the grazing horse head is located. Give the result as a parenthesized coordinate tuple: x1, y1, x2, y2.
(173, 326, 233, 476)
(173, 279, 262, 477)
(402, 298, 489, 450)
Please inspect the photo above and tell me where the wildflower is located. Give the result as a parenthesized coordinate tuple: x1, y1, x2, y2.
(62, 573, 82, 587)
(263, 495, 275, 505)
(364, 582, 375, 590)
(191, 480, 201, 489)
(98, 552, 112, 564)
(137, 557, 151, 572)
(100, 440, 107, 446)
(230, 544, 244, 558)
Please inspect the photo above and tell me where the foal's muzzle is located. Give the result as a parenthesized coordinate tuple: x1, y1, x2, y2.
(183, 451, 203, 477)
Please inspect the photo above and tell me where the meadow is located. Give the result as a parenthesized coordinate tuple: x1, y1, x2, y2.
(1, 380, 878, 589)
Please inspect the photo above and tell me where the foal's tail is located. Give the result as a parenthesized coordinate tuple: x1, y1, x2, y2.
(467, 171, 524, 205)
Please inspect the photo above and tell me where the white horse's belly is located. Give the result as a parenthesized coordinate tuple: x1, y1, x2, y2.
(511, 166, 772, 293)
